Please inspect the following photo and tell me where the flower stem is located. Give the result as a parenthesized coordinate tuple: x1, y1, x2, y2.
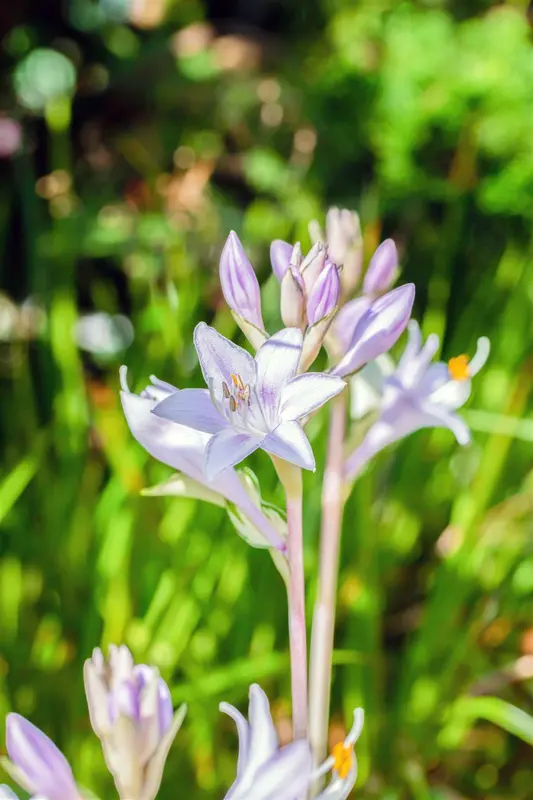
(272, 458, 308, 741)
(309, 392, 347, 780)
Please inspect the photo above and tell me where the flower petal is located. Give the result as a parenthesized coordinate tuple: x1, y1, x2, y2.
(469, 336, 490, 376)
(0, 787, 18, 799)
(194, 323, 257, 405)
(246, 685, 279, 775)
(120, 373, 209, 480)
(251, 741, 313, 800)
(270, 240, 293, 281)
(6, 714, 79, 800)
(334, 284, 415, 377)
(363, 238, 397, 296)
(152, 389, 226, 434)
(219, 702, 251, 778)
(205, 429, 263, 480)
(255, 328, 303, 425)
(328, 296, 371, 359)
(280, 374, 346, 421)
(262, 422, 315, 471)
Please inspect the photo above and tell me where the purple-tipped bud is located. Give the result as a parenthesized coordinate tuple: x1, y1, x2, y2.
(84, 645, 185, 800)
(281, 266, 306, 328)
(270, 239, 294, 281)
(220, 232, 264, 330)
(5, 714, 79, 800)
(307, 260, 340, 325)
(363, 239, 398, 296)
(300, 242, 327, 293)
(333, 283, 415, 377)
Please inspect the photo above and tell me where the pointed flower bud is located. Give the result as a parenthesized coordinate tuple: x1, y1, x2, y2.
(307, 259, 340, 325)
(363, 238, 398, 296)
(84, 645, 187, 800)
(220, 232, 264, 331)
(333, 283, 415, 377)
(300, 242, 327, 293)
(270, 239, 294, 281)
(324, 207, 363, 295)
(2, 714, 80, 800)
(281, 265, 306, 328)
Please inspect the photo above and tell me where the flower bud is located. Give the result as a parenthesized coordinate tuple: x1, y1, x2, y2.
(363, 239, 397, 296)
(270, 239, 294, 281)
(306, 260, 340, 325)
(3, 714, 79, 800)
(281, 265, 306, 328)
(220, 231, 264, 330)
(300, 242, 327, 293)
(84, 645, 187, 800)
(333, 283, 415, 377)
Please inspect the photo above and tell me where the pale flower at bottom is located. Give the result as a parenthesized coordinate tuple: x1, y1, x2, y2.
(221, 684, 364, 800)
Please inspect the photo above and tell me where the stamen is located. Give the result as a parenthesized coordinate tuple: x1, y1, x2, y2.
(448, 354, 470, 382)
(331, 742, 353, 780)
(229, 396, 237, 413)
(222, 382, 230, 399)
(231, 373, 245, 391)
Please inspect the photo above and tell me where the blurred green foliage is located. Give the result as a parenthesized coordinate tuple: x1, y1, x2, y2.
(1, 0, 533, 797)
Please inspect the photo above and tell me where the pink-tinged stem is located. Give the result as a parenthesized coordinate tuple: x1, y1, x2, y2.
(309, 393, 347, 779)
(272, 457, 308, 742)
(286, 474, 308, 741)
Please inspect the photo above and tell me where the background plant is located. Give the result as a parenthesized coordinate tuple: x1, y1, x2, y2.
(0, 0, 533, 797)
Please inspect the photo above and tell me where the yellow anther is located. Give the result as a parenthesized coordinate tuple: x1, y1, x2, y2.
(448, 354, 470, 382)
(231, 373, 245, 390)
(332, 742, 353, 780)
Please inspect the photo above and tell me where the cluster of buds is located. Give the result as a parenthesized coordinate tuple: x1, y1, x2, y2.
(84, 646, 187, 800)
(0, 645, 186, 800)
(219, 210, 413, 375)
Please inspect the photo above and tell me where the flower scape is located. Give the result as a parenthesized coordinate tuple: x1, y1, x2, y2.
(1, 208, 489, 800)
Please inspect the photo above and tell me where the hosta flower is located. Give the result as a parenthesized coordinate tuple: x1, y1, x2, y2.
(0, 787, 17, 799)
(84, 645, 187, 800)
(221, 684, 364, 800)
(221, 684, 313, 800)
(332, 283, 415, 378)
(345, 321, 490, 480)
(152, 324, 345, 479)
(120, 366, 286, 551)
(1, 714, 80, 800)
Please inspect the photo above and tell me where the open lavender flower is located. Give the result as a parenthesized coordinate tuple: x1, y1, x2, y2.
(120, 366, 286, 551)
(221, 684, 364, 800)
(1, 713, 80, 800)
(345, 321, 490, 480)
(221, 684, 313, 800)
(152, 324, 345, 479)
(84, 645, 187, 800)
(332, 283, 415, 378)
(0, 787, 17, 799)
